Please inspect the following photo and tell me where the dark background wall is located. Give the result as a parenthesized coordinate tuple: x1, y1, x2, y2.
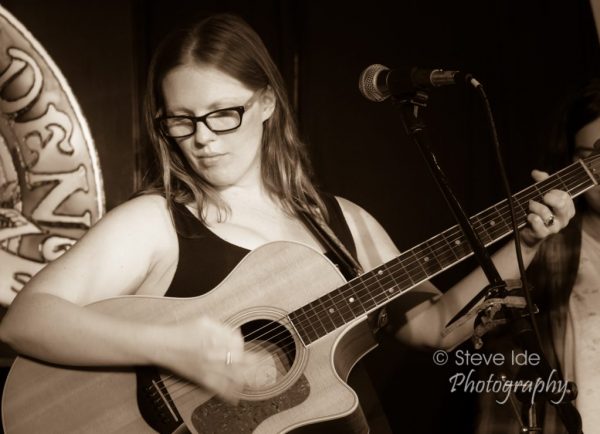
(1, 1, 599, 433)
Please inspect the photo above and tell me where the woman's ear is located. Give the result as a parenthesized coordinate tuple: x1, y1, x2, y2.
(260, 85, 276, 122)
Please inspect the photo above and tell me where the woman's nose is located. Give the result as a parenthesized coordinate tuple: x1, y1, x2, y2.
(193, 120, 217, 146)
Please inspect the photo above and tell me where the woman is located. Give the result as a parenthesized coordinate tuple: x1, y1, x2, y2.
(0, 13, 575, 433)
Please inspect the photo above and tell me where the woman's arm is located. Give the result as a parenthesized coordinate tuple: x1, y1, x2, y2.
(0, 195, 248, 400)
(0, 195, 172, 362)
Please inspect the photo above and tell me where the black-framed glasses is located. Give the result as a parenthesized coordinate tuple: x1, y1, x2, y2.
(156, 89, 263, 139)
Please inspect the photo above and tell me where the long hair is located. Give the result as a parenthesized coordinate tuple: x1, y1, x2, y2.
(142, 14, 326, 221)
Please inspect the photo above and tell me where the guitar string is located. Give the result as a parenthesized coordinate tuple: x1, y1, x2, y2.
(154, 158, 598, 398)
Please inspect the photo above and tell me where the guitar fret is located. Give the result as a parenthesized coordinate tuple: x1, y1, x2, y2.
(390, 260, 413, 289)
(310, 298, 335, 335)
(476, 207, 502, 242)
(290, 305, 320, 344)
(289, 312, 314, 344)
(469, 215, 490, 245)
(357, 280, 378, 310)
(396, 255, 416, 287)
(413, 243, 442, 276)
(336, 287, 358, 324)
(425, 239, 444, 271)
(324, 292, 346, 328)
(457, 236, 472, 258)
(489, 205, 510, 238)
(371, 267, 387, 299)
(443, 230, 462, 261)
(514, 194, 530, 221)
(301, 318, 319, 344)
(315, 315, 329, 340)
(448, 231, 468, 260)
(553, 175, 569, 192)
(404, 250, 428, 282)
(377, 270, 393, 302)
(342, 284, 365, 318)
(377, 263, 401, 300)
(316, 297, 337, 333)
(327, 289, 347, 326)
(431, 236, 456, 269)
(533, 184, 545, 201)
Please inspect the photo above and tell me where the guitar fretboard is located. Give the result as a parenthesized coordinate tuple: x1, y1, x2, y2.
(288, 156, 599, 345)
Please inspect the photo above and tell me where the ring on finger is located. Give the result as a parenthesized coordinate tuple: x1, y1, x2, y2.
(543, 214, 555, 227)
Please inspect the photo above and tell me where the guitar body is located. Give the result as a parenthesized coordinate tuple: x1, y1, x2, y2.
(2, 242, 378, 434)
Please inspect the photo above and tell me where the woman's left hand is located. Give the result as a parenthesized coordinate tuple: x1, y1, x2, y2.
(520, 169, 576, 246)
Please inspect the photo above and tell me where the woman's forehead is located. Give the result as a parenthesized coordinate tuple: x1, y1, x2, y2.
(162, 64, 251, 109)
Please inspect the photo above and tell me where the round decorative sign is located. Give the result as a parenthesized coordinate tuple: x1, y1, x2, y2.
(0, 5, 104, 305)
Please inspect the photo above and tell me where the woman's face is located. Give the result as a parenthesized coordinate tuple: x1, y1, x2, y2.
(161, 64, 274, 189)
(574, 116, 600, 214)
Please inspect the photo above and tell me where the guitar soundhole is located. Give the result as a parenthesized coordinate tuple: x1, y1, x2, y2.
(240, 319, 297, 393)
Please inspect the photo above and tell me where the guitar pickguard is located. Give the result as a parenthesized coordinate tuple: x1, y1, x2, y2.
(190, 375, 310, 433)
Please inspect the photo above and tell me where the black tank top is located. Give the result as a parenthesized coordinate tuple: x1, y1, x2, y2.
(164, 194, 357, 297)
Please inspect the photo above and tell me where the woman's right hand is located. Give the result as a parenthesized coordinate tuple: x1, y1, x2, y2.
(159, 316, 257, 403)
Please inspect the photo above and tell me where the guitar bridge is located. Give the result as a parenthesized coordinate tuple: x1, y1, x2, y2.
(136, 366, 183, 433)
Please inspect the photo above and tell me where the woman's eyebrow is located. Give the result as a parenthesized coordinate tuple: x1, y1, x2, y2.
(166, 99, 241, 115)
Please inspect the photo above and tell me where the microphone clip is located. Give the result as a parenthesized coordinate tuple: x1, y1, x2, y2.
(442, 279, 536, 350)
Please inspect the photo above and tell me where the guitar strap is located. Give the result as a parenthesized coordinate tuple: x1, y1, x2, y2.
(298, 208, 363, 280)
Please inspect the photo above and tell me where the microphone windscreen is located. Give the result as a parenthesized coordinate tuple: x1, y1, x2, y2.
(358, 64, 389, 102)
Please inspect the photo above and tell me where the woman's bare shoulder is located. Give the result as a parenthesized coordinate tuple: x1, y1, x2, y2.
(334, 195, 400, 269)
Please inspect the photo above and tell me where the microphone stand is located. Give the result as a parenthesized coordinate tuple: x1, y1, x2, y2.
(391, 90, 582, 434)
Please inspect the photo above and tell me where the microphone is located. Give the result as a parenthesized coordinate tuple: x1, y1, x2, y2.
(359, 64, 464, 102)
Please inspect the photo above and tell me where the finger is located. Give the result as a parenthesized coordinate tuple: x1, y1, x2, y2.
(211, 348, 248, 383)
(231, 328, 245, 352)
(203, 345, 242, 368)
(531, 169, 550, 182)
(200, 320, 244, 361)
(219, 330, 245, 366)
(526, 212, 550, 236)
(528, 200, 554, 225)
(541, 190, 575, 221)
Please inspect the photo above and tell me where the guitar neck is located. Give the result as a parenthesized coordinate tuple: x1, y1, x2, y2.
(290, 156, 600, 344)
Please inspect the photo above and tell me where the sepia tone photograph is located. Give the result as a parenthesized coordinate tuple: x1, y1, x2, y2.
(0, 1, 599, 433)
